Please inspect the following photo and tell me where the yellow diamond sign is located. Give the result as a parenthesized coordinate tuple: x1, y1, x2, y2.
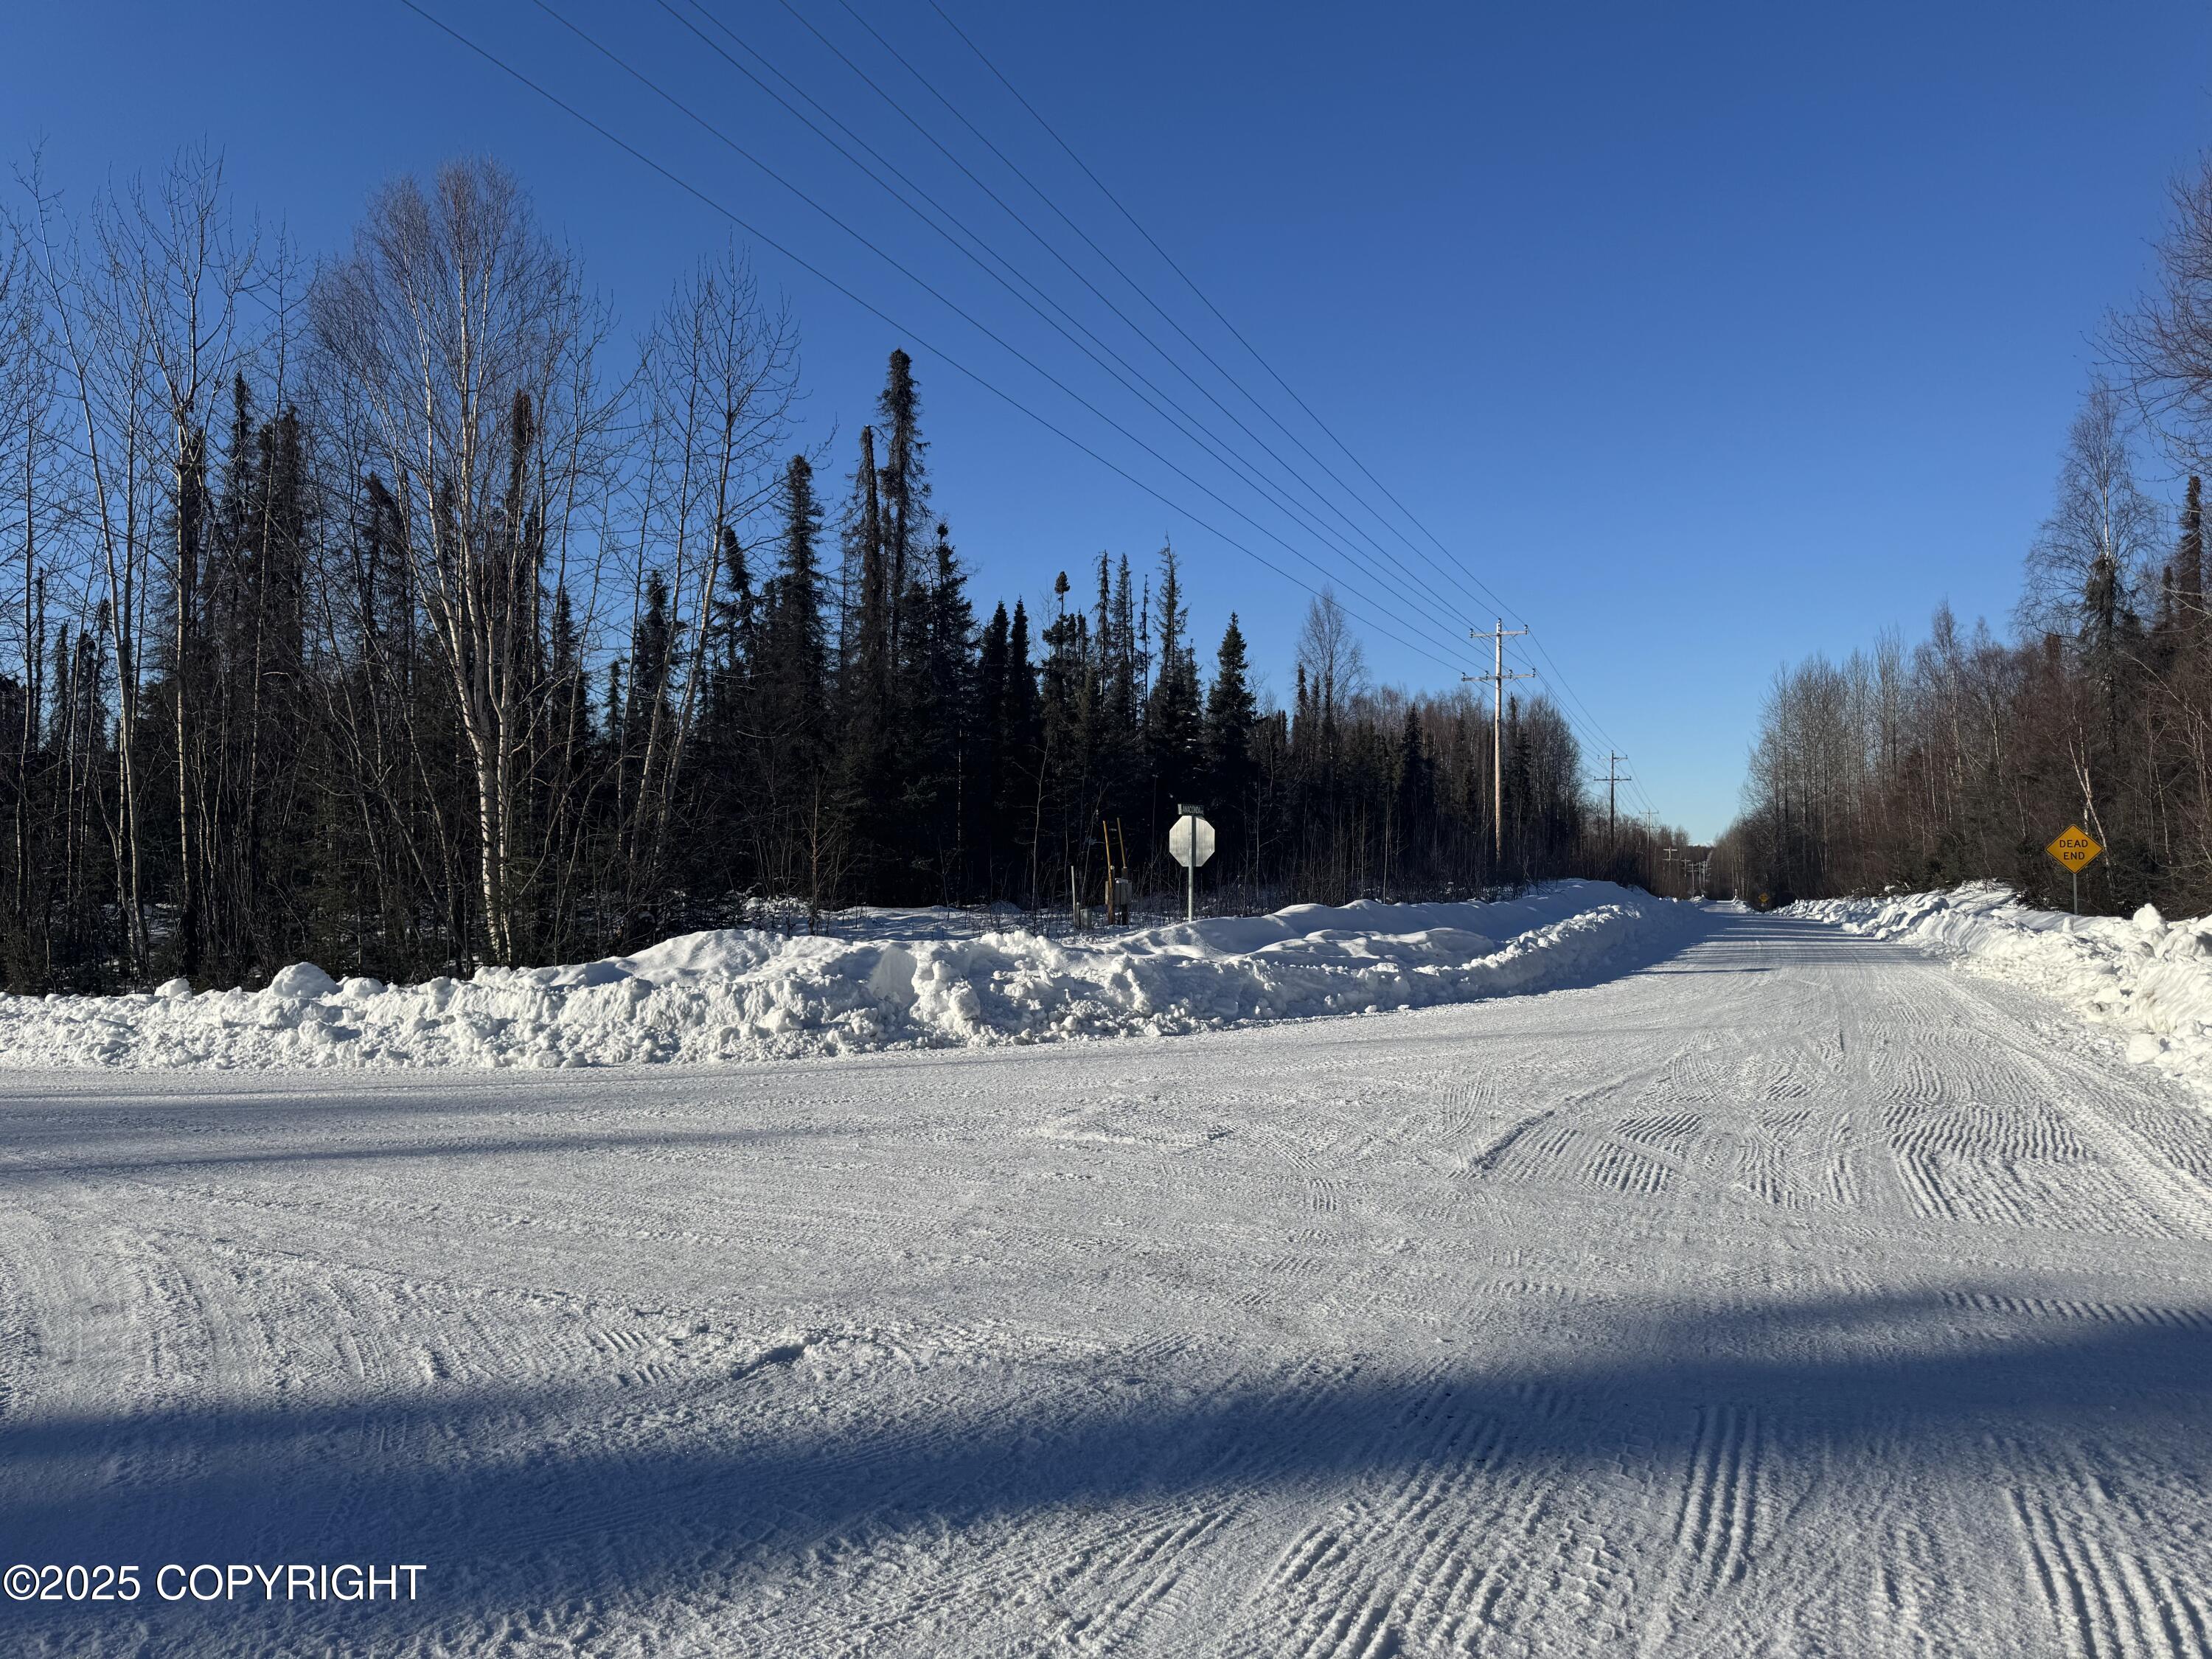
(2046, 825, 2101, 874)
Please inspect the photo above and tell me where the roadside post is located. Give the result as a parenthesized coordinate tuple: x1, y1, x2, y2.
(1168, 804, 1216, 922)
(2045, 824, 2102, 914)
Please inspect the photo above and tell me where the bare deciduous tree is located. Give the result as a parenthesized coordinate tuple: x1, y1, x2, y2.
(310, 159, 612, 966)
(614, 248, 798, 939)
(103, 149, 257, 981)
(1295, 587, 1366, 719)
(2112, 157, 2212, 473)
(2019, 381, 2161, 643)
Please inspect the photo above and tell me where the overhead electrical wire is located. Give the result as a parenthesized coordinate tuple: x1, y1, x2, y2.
(1503, 650, 1663, 821)
(913, 0, 1514, 614)
(908, 0, 1661, 813)
(848, 0, 1500, 622)
(755, 0, 1484, 628)
(391, 0, 1470, 675)
(519, 0, 1478, 667)
(400, 0, 1670, 821)
(645, 0, 1474, 653)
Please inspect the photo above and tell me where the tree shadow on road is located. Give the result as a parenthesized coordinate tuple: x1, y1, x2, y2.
(7, 1286, 2209, 1651)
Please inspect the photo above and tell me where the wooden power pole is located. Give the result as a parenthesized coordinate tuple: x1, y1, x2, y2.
(1603, 753, 1632, 842)
(1467, 620, 1533, 860)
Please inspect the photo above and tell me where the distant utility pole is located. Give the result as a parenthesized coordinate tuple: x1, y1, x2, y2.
(1603, 753, 1632, 842)
(1466, 619, 1533, 860)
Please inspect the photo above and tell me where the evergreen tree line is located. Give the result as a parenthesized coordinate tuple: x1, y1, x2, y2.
(1721, 158, 2212, 914)
(0, 155, 1637, 992)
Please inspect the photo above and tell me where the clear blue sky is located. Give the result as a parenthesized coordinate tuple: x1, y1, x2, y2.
(7, 1, 2211, 837)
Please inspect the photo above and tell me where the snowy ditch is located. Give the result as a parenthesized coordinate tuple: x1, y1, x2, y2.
(1791, 883, 2212, 1089)
(0, 881, 1688, 1070)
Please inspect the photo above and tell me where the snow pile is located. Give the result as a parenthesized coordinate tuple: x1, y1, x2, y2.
(1791, 882, 2212, 1083)
(0, 883, 1684, 1071)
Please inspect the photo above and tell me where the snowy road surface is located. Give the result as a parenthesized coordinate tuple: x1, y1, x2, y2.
(5, 908, 2212, 1656)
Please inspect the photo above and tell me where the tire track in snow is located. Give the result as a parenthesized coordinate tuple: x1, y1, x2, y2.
(1866, 1517, 1949, 1658)
(1206, 1372, 1633, 1659)
(2008, 1486, 2208, 1659)
(1941, 1290, 2212, 1332)
(1880, 1097, 2180, 1239)
(1217, 1370, 1523, 1659)
(1585, 1138, 1676, 1199)
(1672, 1404, 1760, 1590)
(775, 1354, 1374, 1657)
(1462, 1107, 1554, 1176)
(1914, 965, 2212, 1242)
(1730, 1107, 1817, 1210)
(1427, 1458, 1643, 1658)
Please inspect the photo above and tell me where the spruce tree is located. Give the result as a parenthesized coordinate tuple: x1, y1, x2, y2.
(876, 352, 928, 651)
(1096, 554, 1141, 802)
(1145, 543, 1203, 801)
(1004, 600, 1040, 762)
(1206, 613, 1258, 874)
(1040, 570, 1094, 894)
(835, 427, 894, 896)
(760, 453, 829, 756)
(713, 528, 758, 679)
(843, 425, 889, 698)
(1394, 703, 1430, 880)
(922, 522, 977, 893)
(627, 571, 675, 754)
(975, 603, 1009, 890)
(998, 600, 1042, 898)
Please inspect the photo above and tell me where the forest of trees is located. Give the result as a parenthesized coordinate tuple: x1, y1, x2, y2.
(1720, 156, 2212, 919)
(0, 154, 1655, 992)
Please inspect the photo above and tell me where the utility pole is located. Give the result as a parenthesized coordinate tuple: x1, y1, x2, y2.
(1602, 754, 1632, 843)
(1465, 619, 1532, 861)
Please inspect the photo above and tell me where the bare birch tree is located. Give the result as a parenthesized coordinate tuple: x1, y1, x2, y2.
(310, 160, 610, 966)
(103, 150, 256, 981)
(2113, 156, 2212, 473)
(24, 166, 167, 976)
(619, 249, 797, 933)
(0, 206, 53, 973)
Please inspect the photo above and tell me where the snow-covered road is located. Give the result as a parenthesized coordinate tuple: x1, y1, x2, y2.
(6, 908, 2212, 1656)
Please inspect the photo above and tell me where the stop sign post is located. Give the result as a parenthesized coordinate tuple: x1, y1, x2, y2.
(1169, 804, 1215, 922)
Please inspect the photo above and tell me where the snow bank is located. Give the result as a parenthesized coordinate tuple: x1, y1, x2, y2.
(1791, 883, 2212, 1085)
(0, 882, 1683, 1071)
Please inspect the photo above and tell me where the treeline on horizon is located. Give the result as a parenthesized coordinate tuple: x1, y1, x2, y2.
(1721, 155, 2212, 919)
(0, 153, 1678, 992)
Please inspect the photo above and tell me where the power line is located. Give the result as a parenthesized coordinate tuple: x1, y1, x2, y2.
(391, 0, 1469, 676)
(530, 0, 1476, 664)
(1517, 633, 1658, 813)
(773, 0, 1492, 627)
(403, 0, 1666, 824)
(914, 0, 1657, 815)
(1495, 644, 1662, 822)
(493, 0, 1475, 672)
(650, 0, 1478, 652)
(911, 0, 1511, 619)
